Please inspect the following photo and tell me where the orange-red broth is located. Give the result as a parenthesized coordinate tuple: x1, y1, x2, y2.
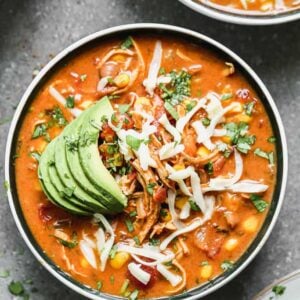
(15, 36, 276, 298)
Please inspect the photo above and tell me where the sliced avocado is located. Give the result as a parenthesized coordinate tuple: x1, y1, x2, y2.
(38, 140, 91, 215)
(78, 97, 127, 212)
(54, 117, 111, 214)
(65, 108, 108, 200)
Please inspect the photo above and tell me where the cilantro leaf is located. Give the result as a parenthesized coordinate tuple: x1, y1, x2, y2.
(125, 219, 134, 232)
(244, 101, 255, 116)
(146, 183, 156, 195)
(66, 96, 75, 108)
(8, 281, 24, 295)
(220, 260, 234, 271)
(254, 148, 274, 165)
(250, 194, 268, 212)
(121, 36, 133, 49)
(272, 285, 286, 296)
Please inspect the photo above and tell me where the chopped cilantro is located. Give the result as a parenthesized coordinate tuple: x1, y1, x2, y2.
(160, 208, 168, 218)
(224, 122, 256, 154)
(164, 101, 179, 120)
(110, 275, 115, 284)
(129, 211, 137, 217)
(204, 161, 214, 175)
(250, 194, 268, 212)
(133, 236, 140, 245)
(96, 280, 103, 291)
(118, 104, 130, 114)
(244, 101, 255, 116)
(185, 100, 197, 112)
(221, 93, 233, 101)
(149, 238, 160, 246)
(65, 96, 75, 108)
(46, 107, 68, 127)
(0, 269, 10, 278)
(120, 279, 130, 295)
(109, 245, 118, 259)
(32, 123, 48, 139)
(189, 200, 200, 211)
(200, 261, 209, 266)
(254, 148, 274, 165)
(160, 70, 191, 105)
(121, 36, 133, 49)
(146, 182, 156, 195)
(64, 135, 79, 152)
(267, 136, 276, 144)
(202, 117, 211, 126)
(220, 260, 234, 271)
(125, 219, 134, 233)
(29, 151, 41, 162)
(159, 67, 166, 75)
(8, 281, 24, 295)
(55, 232, 78, 248)
(272, 285, 286, 296)
(216, 142, 231, 158)
(107, 77, 115, 85)
(126, 135, 144, 151)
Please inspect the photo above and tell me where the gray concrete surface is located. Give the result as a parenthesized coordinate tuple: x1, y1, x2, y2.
(0, 0, 299, 299)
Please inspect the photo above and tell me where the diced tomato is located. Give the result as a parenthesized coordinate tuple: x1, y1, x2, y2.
(153, 94, 165, 120)
(128, 265, 159, 289)
(38, 203, 71, 224)
(213, 156, 226, 177)
(100, 123, 116, 142)
(153, 186, 167, 203)
(127, 171, 137, 181)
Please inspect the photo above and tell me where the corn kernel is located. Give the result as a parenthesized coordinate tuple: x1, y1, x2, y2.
(197, 146, 210, 157)
(200, 264, 213, 279)
(173, 163, 185, 171)
(226, 102, 243, 114)
(79, 100, 94, 110)
(224, 238, 238, 251)
(243, 216, 259, 233)
(234, 113, 252, 123)
(175, 197, 189, 209)
(81, 258, 89, 268)
(112, 54, 126, 62)
(114, 73, 130, 88)
(222, 135, 231, 144)
(135, 97, 151, 106)
(37, 141, 48, 153)
(110, 252, 130, 269)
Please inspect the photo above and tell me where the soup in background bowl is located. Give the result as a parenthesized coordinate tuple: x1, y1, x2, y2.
(5, 24, 287, 300)
(179, 0, 300, 25)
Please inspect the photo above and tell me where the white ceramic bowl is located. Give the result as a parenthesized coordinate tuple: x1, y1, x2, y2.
(5, 23, 288, 299)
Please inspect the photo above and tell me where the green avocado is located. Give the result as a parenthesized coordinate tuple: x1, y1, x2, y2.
(78, 97, 127, 212)
(38, 140, 91, 215)
(54, 116, 111, 214)
(65, 108, 108, 200)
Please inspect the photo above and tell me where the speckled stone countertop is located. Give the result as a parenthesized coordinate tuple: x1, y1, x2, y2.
(0, 0, 299, 299)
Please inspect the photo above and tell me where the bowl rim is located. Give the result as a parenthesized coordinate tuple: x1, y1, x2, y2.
(178, 0, 300, 25)
(5, 23, 288, 300)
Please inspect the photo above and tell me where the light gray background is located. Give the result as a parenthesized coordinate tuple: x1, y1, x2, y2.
(0, 0, 299, 299)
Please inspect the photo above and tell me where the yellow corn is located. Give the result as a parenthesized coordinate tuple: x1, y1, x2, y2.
(226, 102, 243, 114)
(113, 153, 123, 167)
(197, 146, 210, 157)
(37, 141, 48, 153)
(160, 209, 172, 222)
(112, 54, 126, 62)
(200, 264, 213, 279)
(135, 97, 151, 106)
(114, 73, 130, 88)
(243, 216, 259, 233)
(224, 238, 238, 251)
(234, 113, 252, 123)
(110, 252, 130, 269)
(222, 136, 231, 144)
(173, 163, 185, 171)
(175, 197, 189, 209)
(80, 258, 89, 268)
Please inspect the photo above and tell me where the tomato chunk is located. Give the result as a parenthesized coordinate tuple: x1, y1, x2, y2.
(153, 186, 167, 203)
(128, 265, 159, 289)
